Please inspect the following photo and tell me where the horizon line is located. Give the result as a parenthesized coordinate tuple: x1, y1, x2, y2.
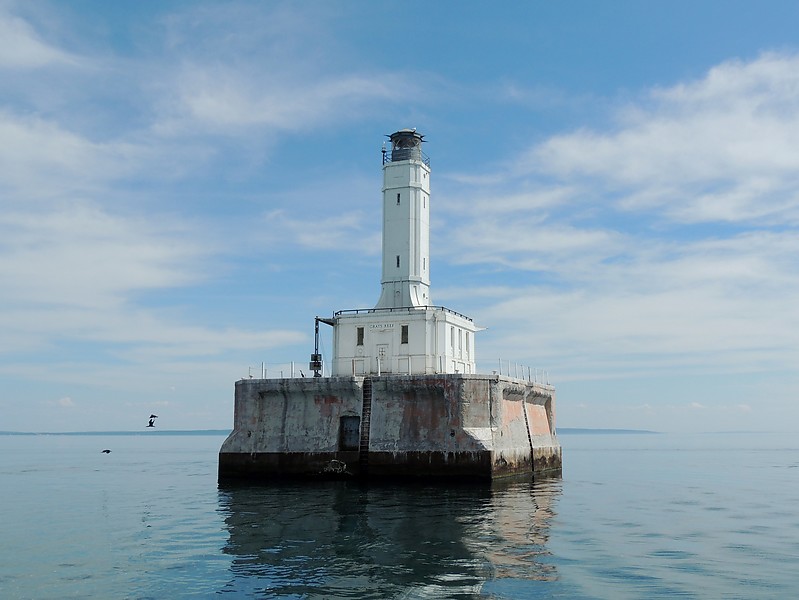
(0, 429, 232, 436)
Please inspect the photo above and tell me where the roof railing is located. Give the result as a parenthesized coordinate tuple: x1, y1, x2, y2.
(334, 305, 472, 322)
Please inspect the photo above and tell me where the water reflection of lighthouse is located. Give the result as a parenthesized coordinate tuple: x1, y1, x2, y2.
(218, 478, 561, 596)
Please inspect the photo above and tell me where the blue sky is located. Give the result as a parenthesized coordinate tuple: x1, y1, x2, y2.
(2, 1, 799, 432)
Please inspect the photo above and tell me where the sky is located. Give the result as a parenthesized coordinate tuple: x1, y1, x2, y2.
(2, 0, 799, 433)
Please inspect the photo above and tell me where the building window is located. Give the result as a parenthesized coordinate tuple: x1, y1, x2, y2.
(397, 193, 400, 205)
(465, 331, 470, 356)
(356, 327, 364, 346)
(450, 326, 455, 351)
(396, 255, 400, 268)
(401, 325, 408, 344)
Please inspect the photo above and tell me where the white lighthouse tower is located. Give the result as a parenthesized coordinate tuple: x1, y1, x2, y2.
(375, 129, 431, 309)
(330, 129, 479, 376)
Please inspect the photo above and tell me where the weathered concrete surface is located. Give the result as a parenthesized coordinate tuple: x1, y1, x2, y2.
(219, 374, 561, 481)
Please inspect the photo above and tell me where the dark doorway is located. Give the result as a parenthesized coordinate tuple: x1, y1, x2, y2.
(339, 416, 361, 450)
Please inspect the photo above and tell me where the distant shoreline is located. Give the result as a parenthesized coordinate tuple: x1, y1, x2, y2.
(1, 428, 658, 436)
(2, 428, 786, 436)
(557, 428, 659, 434)
(0, 429, 232, 436)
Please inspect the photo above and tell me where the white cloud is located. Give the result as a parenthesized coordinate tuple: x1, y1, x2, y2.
(0, 2, 385, 388)
(444, 217, 623, 274)
(0, 203, 308, 362)
(439, 186, 581, 214)
(0, 204, 207, 311)
(515, 52, 799, 225)
(0, 9, 80, 69)
(147, 4, 416, 137)
(161, 64, 406, 135)
(259, 209, 381, 254)
(456, 226, 799, 379)
(435, 53, 799, 386)
(471, 230, 799, 377)
(0, 110, 212, 203)
(0, 112, 129, 198)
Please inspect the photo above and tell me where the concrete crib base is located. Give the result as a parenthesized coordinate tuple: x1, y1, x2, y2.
(219, 449, 562, 482)
(218, 374, 562, 482)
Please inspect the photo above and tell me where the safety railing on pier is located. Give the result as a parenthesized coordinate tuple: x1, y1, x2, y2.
(242, 361, 324, 380)
(244, 358, 552, 388)
(478, 359, 555, 389)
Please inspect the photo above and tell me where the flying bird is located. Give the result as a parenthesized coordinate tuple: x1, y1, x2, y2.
(149, 414, 158, 419)
(102, 449, 111, 454)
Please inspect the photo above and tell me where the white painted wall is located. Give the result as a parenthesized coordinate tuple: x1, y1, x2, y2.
(331, 307, 477, 376)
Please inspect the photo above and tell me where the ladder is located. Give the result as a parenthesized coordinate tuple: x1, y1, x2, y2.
(359, 377, 373, 474)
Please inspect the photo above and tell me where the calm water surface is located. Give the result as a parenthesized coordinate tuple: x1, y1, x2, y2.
(1, 431, 797, 599)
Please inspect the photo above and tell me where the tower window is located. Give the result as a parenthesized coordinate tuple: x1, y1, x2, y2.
(401, 325, 408, 344)
(423, 258, 426, 271)
(356, 327, 364, 346)
(397, 193, 400, 205)
(423, 196, 426, 208)
(396, 255, 400, 268)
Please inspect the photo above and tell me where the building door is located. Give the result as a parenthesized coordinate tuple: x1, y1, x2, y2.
(376, 344, 391, 374)
(339, 416, 361, 451)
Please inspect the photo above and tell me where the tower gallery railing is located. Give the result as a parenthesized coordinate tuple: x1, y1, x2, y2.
(382, 148, 431, 166)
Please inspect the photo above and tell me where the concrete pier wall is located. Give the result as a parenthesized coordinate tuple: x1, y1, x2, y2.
(219, 374, 561, 481)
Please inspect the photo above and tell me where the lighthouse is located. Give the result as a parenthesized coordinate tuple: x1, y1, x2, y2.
(219, 129, 561, 482)
(330, 129, 479, 376)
